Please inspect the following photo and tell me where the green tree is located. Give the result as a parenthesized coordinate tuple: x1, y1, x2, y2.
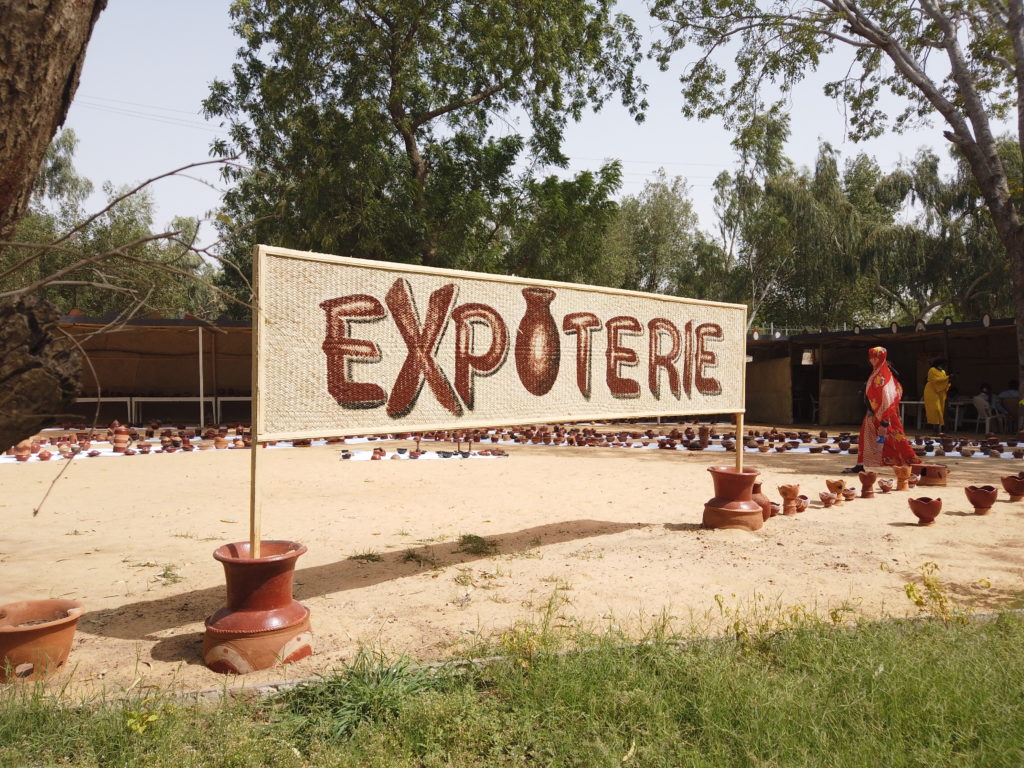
(0, 131, 222, 320)
(205, 0, 647, 313)
(605, 169, 729, 299)
(651, 0, 1024, 391)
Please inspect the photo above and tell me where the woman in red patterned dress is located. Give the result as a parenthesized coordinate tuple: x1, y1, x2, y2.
(846, 346, 918, 472)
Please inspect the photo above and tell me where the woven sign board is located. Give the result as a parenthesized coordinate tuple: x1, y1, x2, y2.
(253, 246, 747, 441)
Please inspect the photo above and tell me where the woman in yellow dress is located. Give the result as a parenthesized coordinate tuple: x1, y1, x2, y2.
(923, 358, 951, 432)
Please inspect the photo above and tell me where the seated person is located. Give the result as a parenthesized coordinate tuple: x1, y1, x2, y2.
(997, 379, 1020, 401)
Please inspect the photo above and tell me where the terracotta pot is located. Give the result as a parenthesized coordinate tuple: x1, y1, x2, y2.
(778, 484, 800, 516)
(893, 466, 912, 491)
(964, 485, 998, 515)
(825, 479, 846, 505)
(858, 470, 877, 499)
(204, 540, 313, 674)
(702, 466, 763, 532)
(913, 464, 948, 487)
(877, 478, 894, 494)
(841, 488, 857, 502)
(908, 496, 942, 526)
(819, 492, 836, 508)
(111, 426, 131, 454)
(36, 450, 52, 461)
(750, 481, 773, 521)
(1000, 472, 1024, 502)
(13, 440, 32, 462)
(0, 599, 83, 681)
(795, 494, 809, 513)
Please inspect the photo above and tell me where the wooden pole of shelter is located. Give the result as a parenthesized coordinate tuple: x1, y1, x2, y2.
(198, 327, 205, 431)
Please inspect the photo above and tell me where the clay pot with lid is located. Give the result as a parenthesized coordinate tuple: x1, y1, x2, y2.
(908, 497, 942, 526)
(1000, 473, 1024, 501)
(964, 485, 998, 515)
(858, 470, 877, 498)
(204, 540, 313, 674)
(702, 466, 763, 532)
(0, 599, 83, 681)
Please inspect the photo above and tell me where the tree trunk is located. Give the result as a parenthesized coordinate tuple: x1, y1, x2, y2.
(0, 296, 82, 450)
(0, 0, 107, 242)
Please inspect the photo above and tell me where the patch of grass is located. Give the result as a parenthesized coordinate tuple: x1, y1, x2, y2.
(156, 564, 183, 584)
(8, 601, 1024, 766)
(401, 547, 440, 568)
(455, 533, 498, 556)
(347, 550, 383, 563)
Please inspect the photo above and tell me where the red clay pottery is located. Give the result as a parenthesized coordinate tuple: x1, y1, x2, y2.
(751, 481, 773, 521)
(877, 478, 894, 494)
(778, 484, 800, 516)
(0, 599, 83, 681)
(13, 440, 31, 462)
(825, 479, 846, 506)
(36, 450, 52, 461)
(841, 488, 857, 502)
(204, 540, 313, 674)
(964, 485, 998, 515)
(111, 426, 130, 453)
(893, 466, 912, 491)
(819, 492, 836, 508)
(1000, 473, 1024, 501)
(913, 463, 948, 487)
(795, 494, 809, 513)
(703, 466, 763, 532)
(515, 287, 560, 396)
(908, 497, 942, 526)
(858, 470, 877, 498)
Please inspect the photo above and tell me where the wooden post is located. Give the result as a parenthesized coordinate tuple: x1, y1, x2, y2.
(197, 327, 205, 431)
(249, 245, 264, 559)
(735, 412, 744, 472)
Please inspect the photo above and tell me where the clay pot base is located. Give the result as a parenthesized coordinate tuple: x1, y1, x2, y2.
(203, 608, 313, 674)
(702, 504, 764, 532)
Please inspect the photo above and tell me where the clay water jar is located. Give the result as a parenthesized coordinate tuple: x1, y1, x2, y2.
(703, 466, 763, 532)
(1000, 472, 1024, 501)
(908, 496, 942, 526)
(858, 470, 877, 498)
(777, 484, 800, 516)
(964, 485, 998, 515)
(750, 481, 773, 522)
(204, 540, 313, 674)
(0, 599, 83, 681)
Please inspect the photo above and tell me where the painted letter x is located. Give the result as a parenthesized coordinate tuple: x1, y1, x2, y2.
(386, 278, 463, 418)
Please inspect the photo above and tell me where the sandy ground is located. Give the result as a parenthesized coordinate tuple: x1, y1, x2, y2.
(3, 432, 1024, 697)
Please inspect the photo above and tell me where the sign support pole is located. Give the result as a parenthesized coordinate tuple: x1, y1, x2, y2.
(249, 245, 264, 559)
(734, 412, 744, 472)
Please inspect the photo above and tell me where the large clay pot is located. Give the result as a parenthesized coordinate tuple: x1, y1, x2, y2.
(908, 497, 942, 526)
(913, 463, 948, 487)
(1001, 472, 1024, 501)
(203, 541, 313, 674)
(0, 599, 83, 681)
(750, 481, 773, 521)
(515, 287, 560, 396)
(703, 466, 763, 532)
(964, 485, 998, 515)
(858, 470, 877, 499)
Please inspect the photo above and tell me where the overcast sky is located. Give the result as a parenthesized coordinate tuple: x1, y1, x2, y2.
(63, 0, 958, 245)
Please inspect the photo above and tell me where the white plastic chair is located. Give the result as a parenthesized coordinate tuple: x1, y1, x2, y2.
(970, 395, 1008, 433)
